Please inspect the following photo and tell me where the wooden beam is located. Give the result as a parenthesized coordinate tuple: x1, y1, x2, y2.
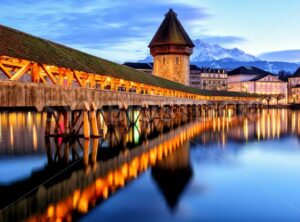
(83, 110, 90, 139)
(10, 62, 32, 81)
(0, 56, 27, 68)
(73, 71, 83, 87)
(31, 63, 40, 83)
(58, 68, 66, 85)
(0, 61, 12, 78)
(41, 64, 58, 84)
(39, 73, 47, 83)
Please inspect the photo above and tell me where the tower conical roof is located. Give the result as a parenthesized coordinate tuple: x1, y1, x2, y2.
(149, 9, 194, 48)
(151, 166, 192, 210)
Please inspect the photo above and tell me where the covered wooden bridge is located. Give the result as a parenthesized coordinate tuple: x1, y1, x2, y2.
(0, 25, 261, 138)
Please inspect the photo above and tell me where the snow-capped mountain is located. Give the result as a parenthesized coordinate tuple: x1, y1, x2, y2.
(191, 39, 259, 62)
(193, 59, 299, 73)
(138, 39, 299, 73)
(140, 39, 259, 63)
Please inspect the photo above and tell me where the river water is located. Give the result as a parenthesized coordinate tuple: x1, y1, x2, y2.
(1, 109, 300, 222)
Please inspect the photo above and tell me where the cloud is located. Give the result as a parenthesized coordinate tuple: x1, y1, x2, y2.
(0, 0, 209, 62)
(259, 50, 300, 63)
(200, 35, 247, 47)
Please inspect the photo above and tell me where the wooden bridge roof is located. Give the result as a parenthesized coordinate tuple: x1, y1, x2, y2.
(0, 24, 257, 98)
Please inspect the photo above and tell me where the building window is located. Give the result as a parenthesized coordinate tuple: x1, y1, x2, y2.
(163, 57, 166, 65)
(176, 57, 179, 64)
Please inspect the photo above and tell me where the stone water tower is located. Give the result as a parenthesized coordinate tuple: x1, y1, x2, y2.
(149, 9, 194, 85)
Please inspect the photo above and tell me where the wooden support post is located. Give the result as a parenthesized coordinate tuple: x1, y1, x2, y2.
(204, 105, 207, 117)
(0, 61, 12, 78)
(83, 111, 90, 139)
(63, 112, 70, 134)
(91, 139, 99, 168)
(141, 107, 148, 123)
(224, 104, 228, 116)
(119, 108, 128, 127)
(192, 106, 195, 119)
(176, 106, 181, 125)
(45, 136, 53, 164)
(59, 112, 64, 133)
(140, 121, 148, 140)
(169, 106, 175, 119)
(96, 111, 102, 129)
(180, 106, 186, 122)
(90, 103, 99, 137)
(149, 106, 155, 122)
(41, 65, 58, 84)
(64, 142, 70, 164)
(200, 105, 204, 117)
(31, 63, 40, 83)
(187, 105, 192, 120)
(218, 105, 223, 116)
(58, 68, 65, 85)
(45, 112, 52, 137)
(158, 106, 164, 120)
(83, 139, 90, 168)
(106, 107, 114, 127)
(120, 128, 127, 149)
(173, 106, 177, 119)
(83, 103, 90, 139)
(10, 62, 32, 81)
(236, 104, 242, 114)
(54, 112, 63, 135)
(192, 105, 195, 119)
(195, 105, 200, 119)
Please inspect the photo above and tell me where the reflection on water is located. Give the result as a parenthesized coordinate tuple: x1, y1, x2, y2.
(1, 109, 300, 221)
(152, 142, 192, 210)
(0, 112, 46, 154)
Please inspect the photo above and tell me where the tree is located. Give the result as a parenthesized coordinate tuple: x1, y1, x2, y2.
(278, 70, 292, 82)
(274, 94, 285, 105)
(261, 94, 273, 107)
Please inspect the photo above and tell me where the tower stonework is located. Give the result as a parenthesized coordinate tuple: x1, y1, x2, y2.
(149, 9, 194, 85)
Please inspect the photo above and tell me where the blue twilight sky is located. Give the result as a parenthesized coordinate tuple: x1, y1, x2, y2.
(1, 0, 300, 63)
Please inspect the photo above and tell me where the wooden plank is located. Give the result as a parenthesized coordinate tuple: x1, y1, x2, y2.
(41, 64, 58, 84)
(10, 62, 32, 81)
(0, 61, 12, 78)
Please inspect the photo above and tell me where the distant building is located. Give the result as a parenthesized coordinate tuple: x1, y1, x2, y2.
(124, 63, 228, 91)
(190, 68, 228, 90)
(189, 65, 201, 87)
(148, 9, 194, 86)
(288, 68, 300, 103)
(123, 62, 153, 75)
(228, 66, 288, 104)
